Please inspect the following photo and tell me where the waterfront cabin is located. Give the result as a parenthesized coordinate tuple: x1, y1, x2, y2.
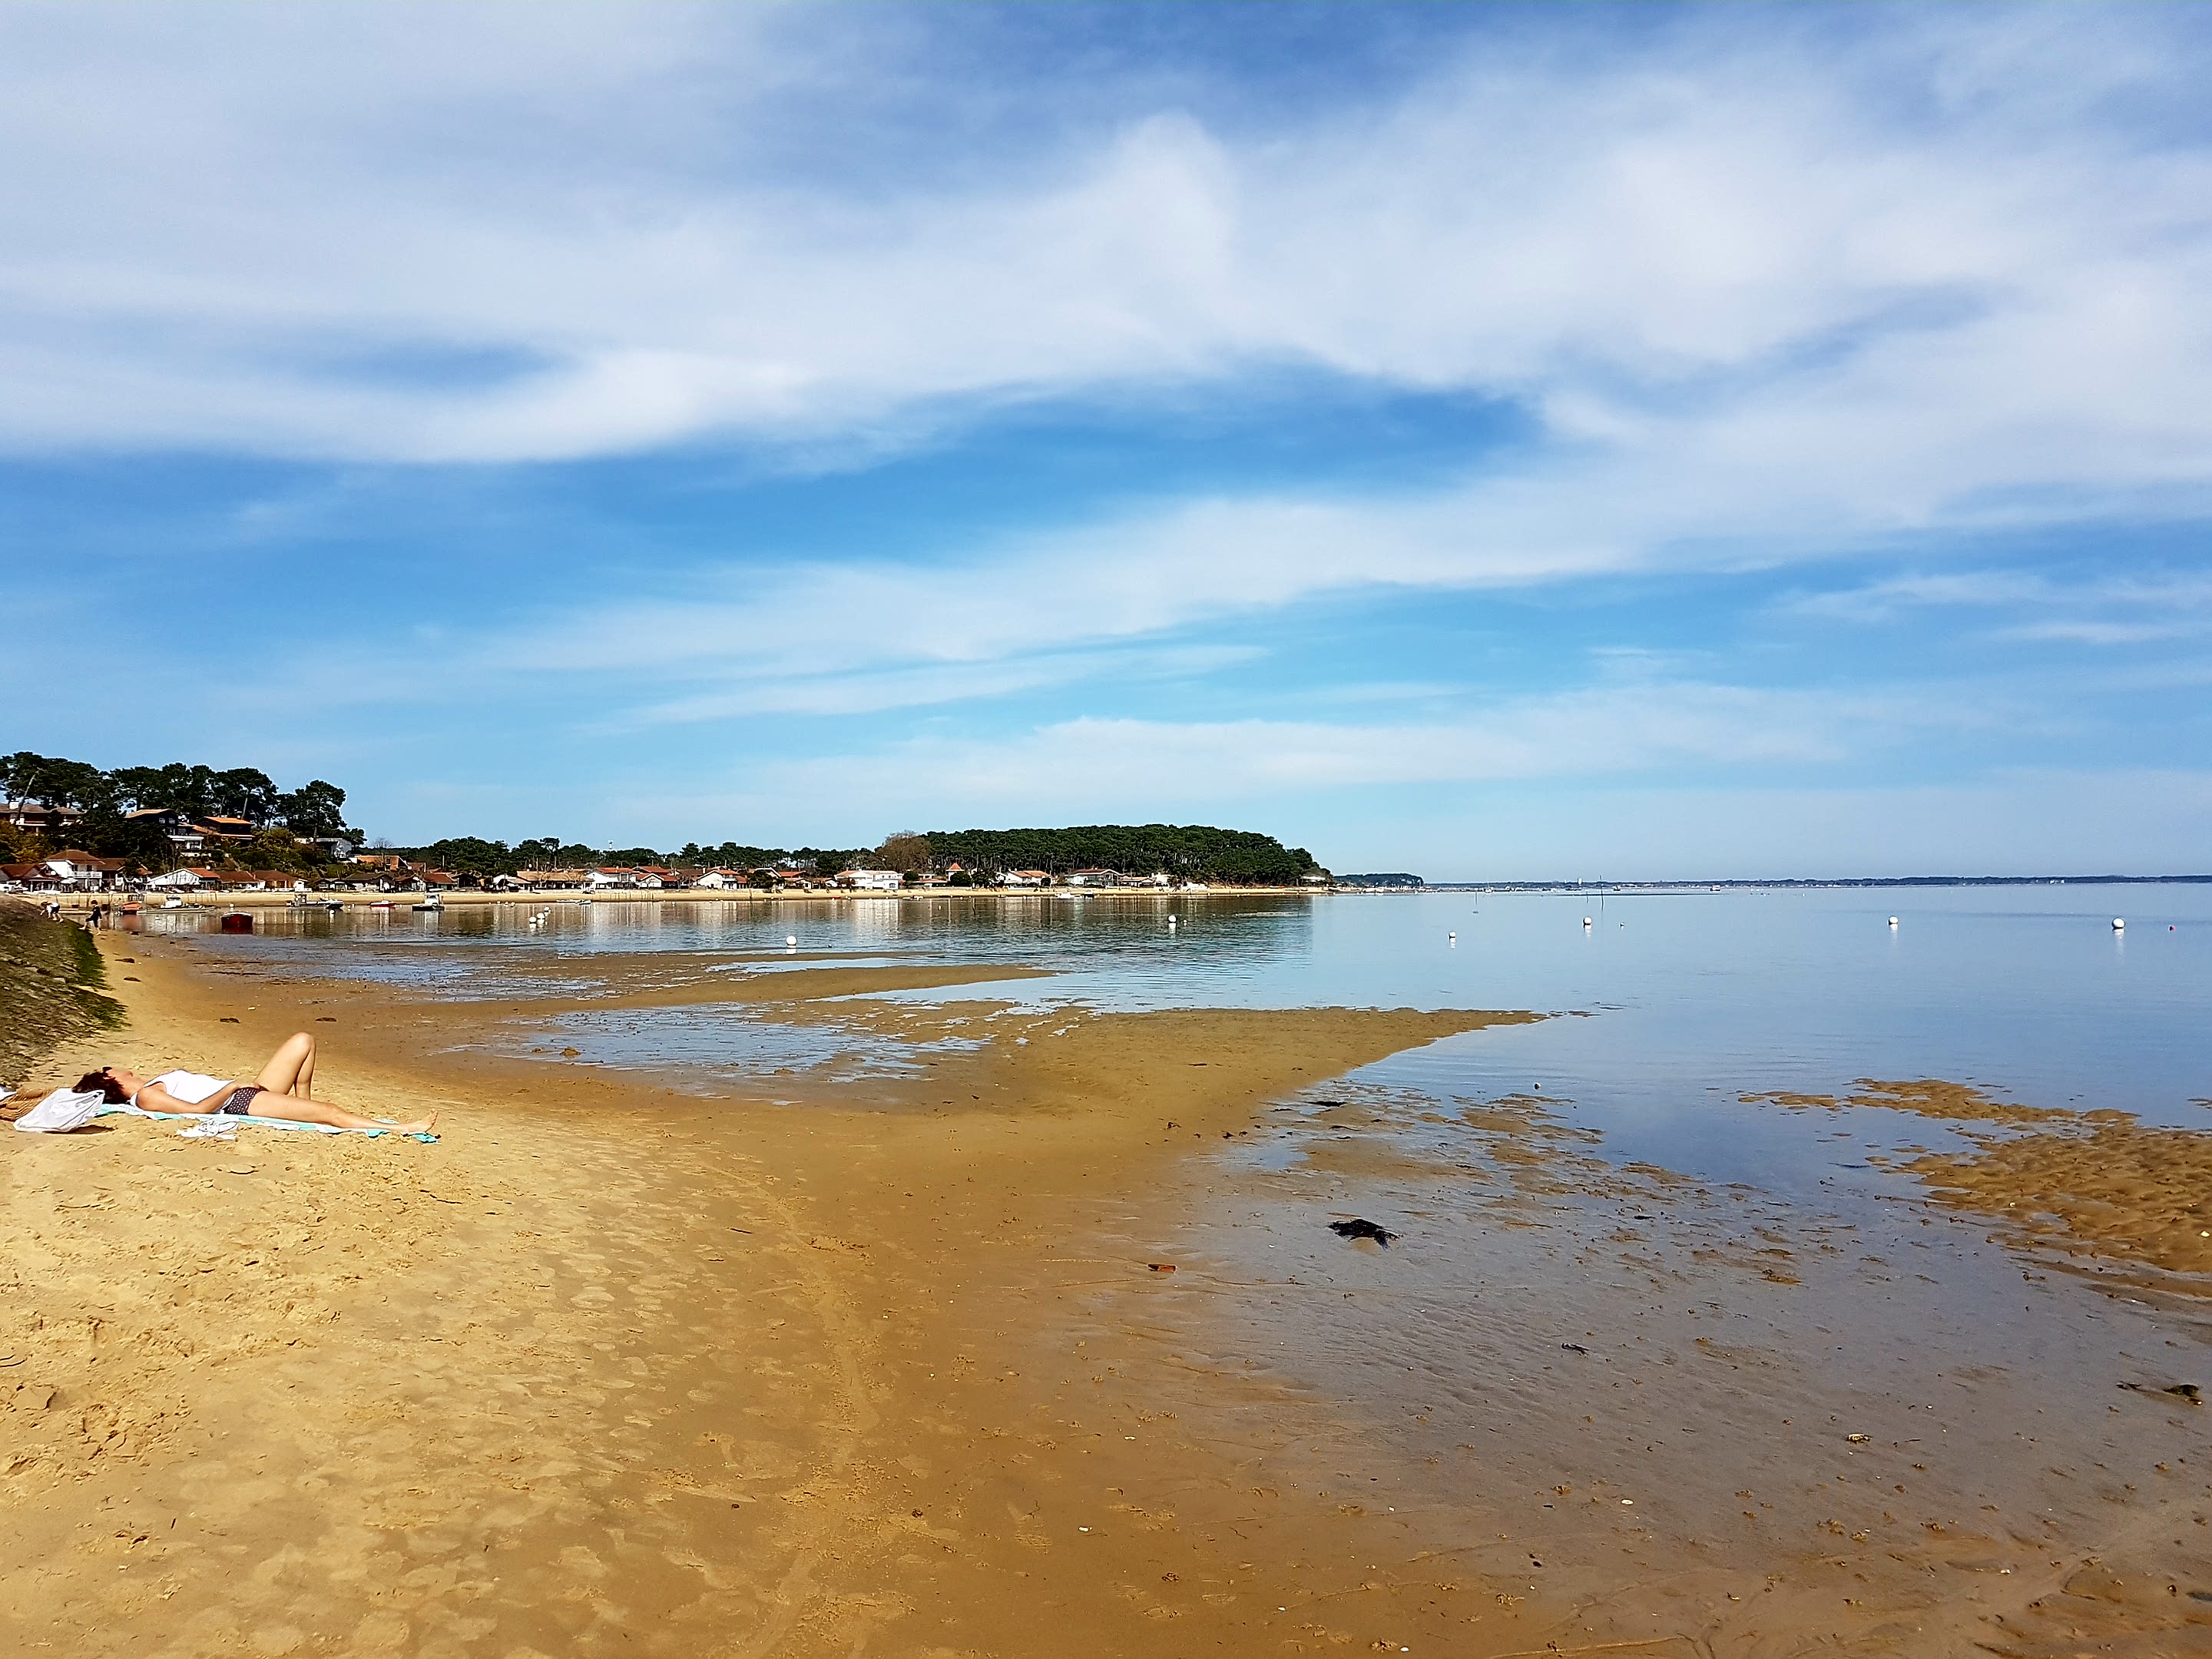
(41, 850, 126, 890)
(835, 869, 903, 892)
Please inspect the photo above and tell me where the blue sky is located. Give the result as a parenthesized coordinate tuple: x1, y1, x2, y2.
(5, 2, 2210, 877)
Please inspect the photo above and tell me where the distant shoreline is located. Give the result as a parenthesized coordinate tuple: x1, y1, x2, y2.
(98, 882, 1326, 909)
(48, 871, 2212, 911)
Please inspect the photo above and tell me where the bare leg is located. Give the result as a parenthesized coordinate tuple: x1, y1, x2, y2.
(249, 1091, 437, 1136)
(254, 1032, 316, 1097)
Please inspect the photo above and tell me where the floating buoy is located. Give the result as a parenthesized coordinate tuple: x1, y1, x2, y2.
(1582, 916, 1593, 928)
(1448, 932, 1456, 945)
(2112, 918, 2125, 931)
(1888, 916, 1899, 928)
(786, 934, 798, 946)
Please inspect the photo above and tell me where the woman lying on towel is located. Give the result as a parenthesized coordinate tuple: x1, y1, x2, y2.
(79, 1031, 437, 1134)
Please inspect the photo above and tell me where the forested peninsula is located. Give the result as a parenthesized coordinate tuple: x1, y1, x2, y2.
(5, 751, 1323, 886)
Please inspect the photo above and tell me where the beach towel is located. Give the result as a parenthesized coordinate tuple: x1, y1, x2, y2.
(14, 1088, 107, 1133)
(97, 1101, 437, 1143)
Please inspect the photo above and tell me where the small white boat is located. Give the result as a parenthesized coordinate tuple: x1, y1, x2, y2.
(161, 897, 184, 909)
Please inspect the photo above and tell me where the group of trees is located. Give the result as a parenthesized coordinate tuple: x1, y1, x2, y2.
(383, 836, 880, 880)
(381, 826, 1320, 887)
(1, 750, 361, 874)
(2, 748, 1326, 889)
(920, 824, 1322, 885)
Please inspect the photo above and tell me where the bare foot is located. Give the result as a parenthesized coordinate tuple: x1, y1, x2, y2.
(383, 1111, 439, 1134)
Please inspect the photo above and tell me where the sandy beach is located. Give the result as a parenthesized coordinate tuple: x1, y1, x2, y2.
(5, 908, 2209, 1657)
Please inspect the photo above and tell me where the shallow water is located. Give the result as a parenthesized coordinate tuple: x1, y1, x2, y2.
(152, 885, 2212, 1154)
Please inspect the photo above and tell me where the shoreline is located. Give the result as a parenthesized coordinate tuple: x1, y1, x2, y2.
(69, 884, 1327, 911)
(9, 918, 1592, 1656)
(7, 914, 2208, 1655)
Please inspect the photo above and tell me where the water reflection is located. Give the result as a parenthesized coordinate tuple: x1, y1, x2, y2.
(154, 885, 2212, 1137)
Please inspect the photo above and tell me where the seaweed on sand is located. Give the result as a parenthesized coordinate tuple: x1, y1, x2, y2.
(0, 899, 123, 1084)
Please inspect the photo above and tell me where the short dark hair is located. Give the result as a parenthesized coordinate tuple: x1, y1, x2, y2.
(77, 1069, 128, 1104)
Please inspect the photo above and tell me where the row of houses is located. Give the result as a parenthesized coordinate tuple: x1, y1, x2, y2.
(483, 865, 1197, 892)
(1, 850, 402, 895)
(4, 800, 350, 863)
(489, 866, 911, 892)
(1, 850, 126, 891)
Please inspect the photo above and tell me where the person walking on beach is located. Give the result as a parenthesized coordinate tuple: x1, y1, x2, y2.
(78, 1031, 437, 1134)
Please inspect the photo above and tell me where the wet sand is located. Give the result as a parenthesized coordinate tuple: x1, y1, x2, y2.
(5, 923, 2209, 1656)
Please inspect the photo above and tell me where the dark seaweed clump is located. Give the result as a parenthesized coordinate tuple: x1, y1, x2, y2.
(0, 900, 123, 1084)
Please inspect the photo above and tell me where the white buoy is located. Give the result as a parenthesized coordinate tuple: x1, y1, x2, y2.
(1448, 931, 1456, 944)
(2112, 917, 2125, 931)
(786, 934, 798, 946)
(1888, 916, 1898, 929)
(1582, 916, 1593, 928)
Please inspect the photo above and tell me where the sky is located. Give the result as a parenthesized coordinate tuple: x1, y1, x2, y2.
(4, 2, 2210, 879)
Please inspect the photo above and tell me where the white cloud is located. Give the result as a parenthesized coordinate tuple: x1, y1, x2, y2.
(5, 6, 2193, 720)
(1787, 566, 2212, 644)
(2, 4, 2208, 492)
(707, 679, 1975, 824)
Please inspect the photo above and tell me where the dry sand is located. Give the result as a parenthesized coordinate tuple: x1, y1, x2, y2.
(5, 924, 2210, 1657)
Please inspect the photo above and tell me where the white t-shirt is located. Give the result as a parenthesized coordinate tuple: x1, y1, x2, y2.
(146, 1070, 230, 1104)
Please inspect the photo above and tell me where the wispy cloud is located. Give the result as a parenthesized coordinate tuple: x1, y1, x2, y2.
(718, 678, 1988, 822)
(1786, 566, 2212, 644)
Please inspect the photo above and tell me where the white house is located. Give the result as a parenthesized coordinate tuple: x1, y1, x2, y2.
(146, 868, 207, 890)
(836, 869, 903, 892)
(694, 869, 739, 889)
(588, 868, 637, 889)
(43, 850, 124, 890)
(1000, 869, 1048, 887)
(1065, 868, 1122, 886)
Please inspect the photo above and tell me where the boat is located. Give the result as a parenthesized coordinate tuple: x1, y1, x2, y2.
(369, 900, 395, 910)
(161, 897, 184, 909)
(411, 897, 443, 912)
(324, 901, 345, 912)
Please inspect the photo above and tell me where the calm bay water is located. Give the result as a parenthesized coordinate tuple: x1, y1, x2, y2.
(153, 883, 2212, 1186)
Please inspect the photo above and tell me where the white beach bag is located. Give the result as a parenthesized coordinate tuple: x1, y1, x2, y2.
(12, 1087, 106, 1133)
